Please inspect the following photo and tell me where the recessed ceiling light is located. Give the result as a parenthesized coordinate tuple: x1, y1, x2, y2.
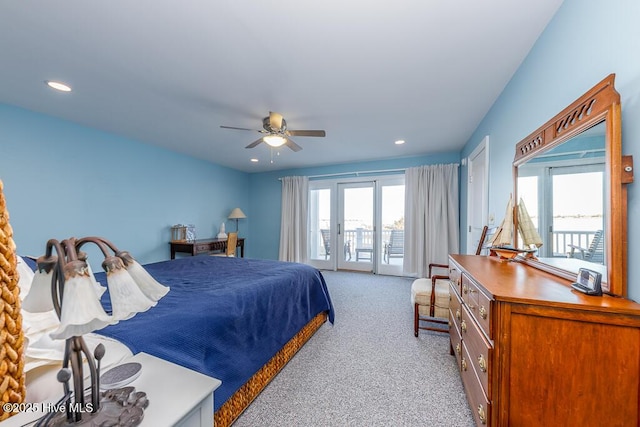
(395, 140, 405, 145)
(45, 80, 72, 92)
(250, 158, 259, 163)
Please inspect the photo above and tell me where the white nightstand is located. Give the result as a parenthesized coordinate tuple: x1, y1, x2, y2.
(125, 352, 221, 427)
(1, 352, 221, 427)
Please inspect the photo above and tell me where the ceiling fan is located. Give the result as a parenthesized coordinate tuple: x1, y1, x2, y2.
(220, 111, 325, 152)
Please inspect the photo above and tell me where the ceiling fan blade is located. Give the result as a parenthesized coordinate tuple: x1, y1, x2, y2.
(221, 125, 264, 132)
(245, 138, 264, 149)
(285, 137, 302, 152)
(269, 111, 284, 130)
(286, 129, 326, 137)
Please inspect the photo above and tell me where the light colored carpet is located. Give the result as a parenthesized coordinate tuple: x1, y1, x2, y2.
(233, 271, 474, 427)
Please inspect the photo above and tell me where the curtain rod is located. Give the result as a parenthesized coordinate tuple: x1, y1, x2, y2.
(278, 168, 406, 181)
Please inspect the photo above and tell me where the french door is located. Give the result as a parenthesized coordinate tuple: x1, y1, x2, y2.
(337, 182, 375, 272)
(517, 162, 604, 258)
(308, 176, 405, 275)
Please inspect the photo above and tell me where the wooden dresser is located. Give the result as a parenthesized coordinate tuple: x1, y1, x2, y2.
(448, 254, 640, 426)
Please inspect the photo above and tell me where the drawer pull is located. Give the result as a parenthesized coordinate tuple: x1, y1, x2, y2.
(461, 320, 467, 333)
(456, 309, 461, 321)
(478, 355, 487, 373)
(461, 357, 467, 372)
(478, 404, 487, 424)
(455, 343, 461, 355)
(462, 284, 468, 294)
(479, 306, 487, 319)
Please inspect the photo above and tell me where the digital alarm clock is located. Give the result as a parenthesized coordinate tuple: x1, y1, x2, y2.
(571, 268, 603, 296)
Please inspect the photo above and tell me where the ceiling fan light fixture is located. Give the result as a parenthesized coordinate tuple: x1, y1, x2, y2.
(263, 135, 286, 147)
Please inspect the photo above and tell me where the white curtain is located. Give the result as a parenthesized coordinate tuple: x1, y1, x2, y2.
(404, 163, 459, 277)
(279, 176, 309, 262)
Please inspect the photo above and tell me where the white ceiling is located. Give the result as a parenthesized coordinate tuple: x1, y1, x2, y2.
(0, 1, 563, 172)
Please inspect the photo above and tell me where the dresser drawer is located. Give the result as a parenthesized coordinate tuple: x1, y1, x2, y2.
(475, 287, 492, 339)
(461, 341, 491, 426)
(450, 308, 463, 369)
(449, 281, 462, 325)
(461, 273, 476, 308)
(449, 283, 463, 368)
(449, 263, 462, 296)
(462, 274, 492, 340)
(461, 305, 492, 398)
(195, 243, 213, 252)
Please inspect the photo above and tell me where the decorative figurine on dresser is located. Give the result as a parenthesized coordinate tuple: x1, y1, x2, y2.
(449, 74, 637, 426)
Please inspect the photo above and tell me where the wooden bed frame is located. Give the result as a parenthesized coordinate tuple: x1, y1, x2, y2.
(214, 311, 327, 426)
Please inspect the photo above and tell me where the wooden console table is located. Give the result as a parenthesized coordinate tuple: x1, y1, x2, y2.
(170, 237, 245, 259)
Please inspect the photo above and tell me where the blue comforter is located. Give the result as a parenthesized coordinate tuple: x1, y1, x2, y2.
(94, 256, 334, 411)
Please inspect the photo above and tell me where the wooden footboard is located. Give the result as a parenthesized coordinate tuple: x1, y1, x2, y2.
(214, 311, 328, 426)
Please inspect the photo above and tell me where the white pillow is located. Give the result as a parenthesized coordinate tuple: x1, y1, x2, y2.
(16, 255, 35, 300)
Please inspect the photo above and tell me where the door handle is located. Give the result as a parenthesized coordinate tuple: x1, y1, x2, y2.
(338, 224, 341, 235)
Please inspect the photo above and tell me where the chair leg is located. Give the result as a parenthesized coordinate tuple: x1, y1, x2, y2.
(415, 302, 449, 335)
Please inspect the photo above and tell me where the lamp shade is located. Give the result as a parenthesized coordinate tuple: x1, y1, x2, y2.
(103, 256, 156, 321)
(228, 208, 247, 219)
(22, 268, 55, 313)
(23, 256, 58, 313)
(117, 251, 170, 302)
(49, 266, 113, 340)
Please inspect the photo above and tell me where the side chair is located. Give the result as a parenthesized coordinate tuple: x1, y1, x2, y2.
(567, 229, 604, 264)
(212, 232, 238, 257)
(411, 226, 494, 336)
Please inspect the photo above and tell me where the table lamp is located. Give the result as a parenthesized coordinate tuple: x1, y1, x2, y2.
(22, 236, 169, 426)
(228, 208, 246, 233)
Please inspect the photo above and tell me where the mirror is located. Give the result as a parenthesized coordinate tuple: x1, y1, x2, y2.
(513, 74, 633, 297)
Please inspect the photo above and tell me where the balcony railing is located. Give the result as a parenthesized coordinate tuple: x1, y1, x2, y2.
(313, 228, 401, 261)
(550, 229, 603, 263)
(343, 228, 398, 250)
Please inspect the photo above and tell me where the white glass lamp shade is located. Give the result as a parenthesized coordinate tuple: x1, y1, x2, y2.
(123, 260, 169, 302)
(103, 257, 156, 321)
(22, 268, 55, 313)
(117, 251, 170, 302)
(263, 135, 286, 147)
(49, 274, 113, 341)
(86, 262, 107, 298)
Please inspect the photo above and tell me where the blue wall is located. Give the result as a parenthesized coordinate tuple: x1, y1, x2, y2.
(460, 0, 640, 300)
(0, 103, 250, 265)
(248, 152, 460, 260)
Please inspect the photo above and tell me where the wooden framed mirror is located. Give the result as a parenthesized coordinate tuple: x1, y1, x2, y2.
(513, 74, 634, 297)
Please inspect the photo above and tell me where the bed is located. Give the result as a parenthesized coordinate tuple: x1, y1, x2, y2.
(96, 255, 334, 425)
(17, 254, 334, 426)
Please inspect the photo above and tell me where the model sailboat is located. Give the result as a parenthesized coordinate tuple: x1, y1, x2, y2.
(489, 196, 542, 260)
